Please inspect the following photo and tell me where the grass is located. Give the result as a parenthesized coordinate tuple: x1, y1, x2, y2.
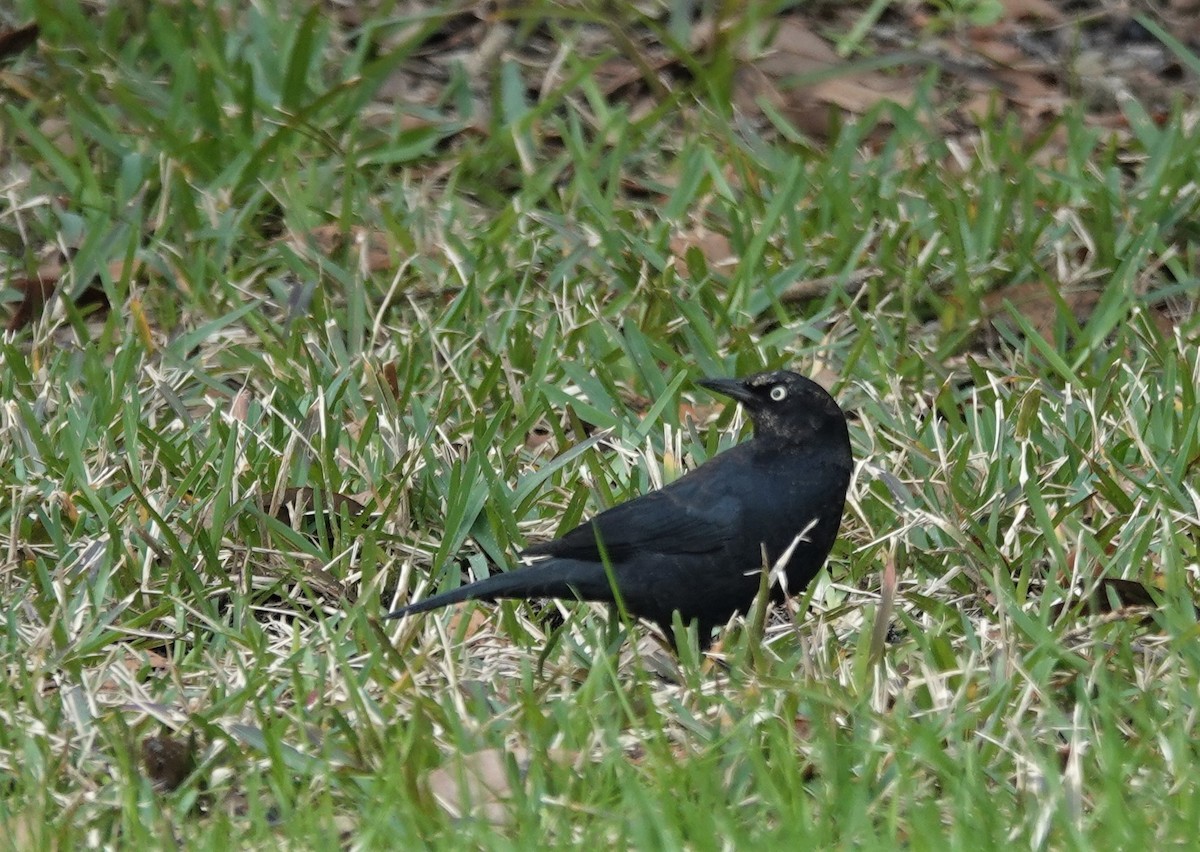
(2, 0, 1199, 847)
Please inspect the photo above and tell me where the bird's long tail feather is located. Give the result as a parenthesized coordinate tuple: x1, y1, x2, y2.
(385, 559, 612, 619)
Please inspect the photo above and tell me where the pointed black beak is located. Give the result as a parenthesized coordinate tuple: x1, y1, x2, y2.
(697, 376, 756, 406)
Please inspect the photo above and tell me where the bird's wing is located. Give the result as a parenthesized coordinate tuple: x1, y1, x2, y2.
(521, 487, 739, 562)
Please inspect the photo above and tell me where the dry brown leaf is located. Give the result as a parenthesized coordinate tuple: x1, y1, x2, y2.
(0, 22, 38, 61)
(779, 267, 877, 303)
(525, 424, 555, 453)
(36, 116, 76, 158)
(427, 748, 515, 825)
(4, 257, 138, 331)
(1166, 1, 1200, 42)
(765, 18, 914, 108)
(1052, 577, 1200, 620)
(300, 225, 397, 273)
(229, 384, 253, 423)
(142, 733, 198, 792)
(0, 807, 57, 851)
(794, 715, 812, 740)
(679, 401, 722, 428)
(756, 16, 840, 75)
(447, 604, 494, 641)
(741, 17, 916, 139)
(809, 365, 843, 399)
(380, 359, 401, 398)
(812, 73, 915, 115)
(272, 487, 369, 528)
(298, 559, 352, 603)
(668, 229, 736, 273)
(981, 280, 1101, 341)
(997, 0, 1065, 23)
(869, 556, 897, 668)
(591, 56, 640, 95)
(963, 32, 1067, 119)
(123, 649, 172, 672)
(5, 267, 59, 331)
(980, 280, 1179, 347)
(425, 747, 579, 825)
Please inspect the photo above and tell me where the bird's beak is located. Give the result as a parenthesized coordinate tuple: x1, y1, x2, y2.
(698, 376, 756, 406)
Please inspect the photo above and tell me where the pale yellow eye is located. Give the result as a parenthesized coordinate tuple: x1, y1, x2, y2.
(770, 386, 787, 402)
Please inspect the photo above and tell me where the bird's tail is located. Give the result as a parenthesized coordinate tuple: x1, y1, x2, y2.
(385, 559, 611, 619)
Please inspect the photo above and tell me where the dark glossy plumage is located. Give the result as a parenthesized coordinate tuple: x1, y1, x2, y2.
(386, 370, 853, 644)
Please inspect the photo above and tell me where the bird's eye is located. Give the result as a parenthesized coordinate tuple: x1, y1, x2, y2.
(770, 386, 787, 402)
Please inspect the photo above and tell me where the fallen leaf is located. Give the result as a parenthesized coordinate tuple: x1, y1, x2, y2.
(0, 22, 38, 61)
(4, 258, 134, 331)
(425, 747, 579, 825)
(525, 423, 555, 452)
(668, 229, 737, 273)
(997, 0, 1065, 23)
(779, 268, 877, 303)
(299, 225, 398, 273)
(980, 279, 1101, 343)
(1052, 577, 1200, 620)
(0, 807, 57, 851)
(964, 31, 1067, 119)
(427, 748, 515, 825)
(271, 487, 369, 531)
(123, 649, 172, 673)
(741, 17, 917, 139)
(5, 266, 60, 331)
(142, 732, 198, 792)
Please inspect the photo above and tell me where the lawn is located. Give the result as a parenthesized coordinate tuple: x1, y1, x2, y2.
(1, 1, 1199, 848)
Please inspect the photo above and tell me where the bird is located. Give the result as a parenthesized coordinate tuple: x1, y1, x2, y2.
(386, 370, 853, 646)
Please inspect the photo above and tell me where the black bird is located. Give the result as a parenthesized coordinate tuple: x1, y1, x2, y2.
(386, 370, 852, 644)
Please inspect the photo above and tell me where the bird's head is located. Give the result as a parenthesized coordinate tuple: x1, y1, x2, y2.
(698, 370, 847, 446)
